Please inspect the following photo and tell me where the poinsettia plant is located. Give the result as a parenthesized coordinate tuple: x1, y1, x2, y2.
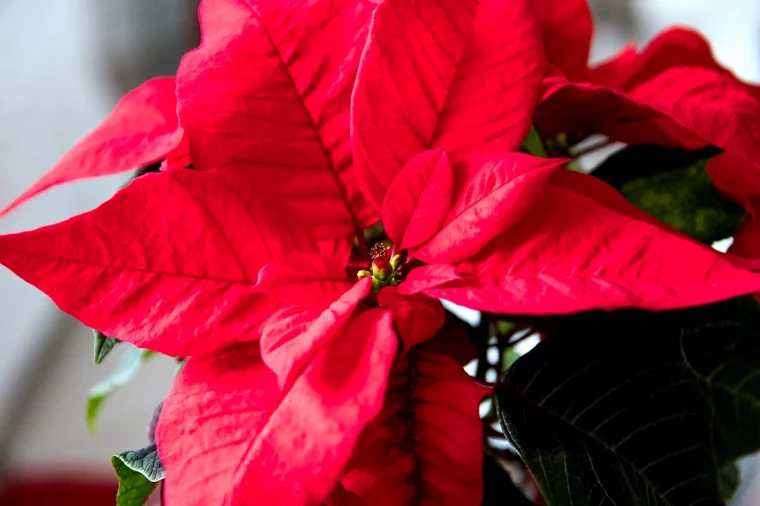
(4, 0, 760, 504)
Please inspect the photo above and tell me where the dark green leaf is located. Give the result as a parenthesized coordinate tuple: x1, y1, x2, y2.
(93, 329, 118, 364)
(86, 345, 155, 433)
(112, 443, 164, 506)
(482, 453, 534, 506)
(592, 144, 743, 243)
(496, 297, 760, 506)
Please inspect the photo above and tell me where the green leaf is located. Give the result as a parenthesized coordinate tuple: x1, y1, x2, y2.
(86, 345, 155, 433)
(522, 125, 548, 158)
(496, 297, 760, 506)
(592, 144, 744, 244)
(93, 329, 118, 364)
(112, 443, 164, 506)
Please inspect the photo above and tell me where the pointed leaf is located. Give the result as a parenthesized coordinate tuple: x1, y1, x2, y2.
(537, 75, 708, 151)
(530, 0, 593, 81)
(589, 27, 747, 92)
(112, 447, 161, 506)
(176, 0, 377, 239)
(115, 443, 165, 482)
(87, 345, 155, 433)
(157, 310, 398, 506)
(1, 78, 181, 217)
(0, 169, 314, 357)
(353, 0, 544, 208)
(261, 280, 371, 389)
(495, 297, 760, 506)
(382, 150, 455, 250)
(93, 329, 119, 364)
(415, 154, 565, 264)
(377, 287, 445, 350)
(340, 350, 488, 505)
(629, 66, 760, 174)
(399, 183, 760, 313)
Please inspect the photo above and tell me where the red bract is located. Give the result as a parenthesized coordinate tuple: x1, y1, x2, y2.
(352, 0, 545, 209)
(176, 0, 379, 240)
(0, 77, 182, 217)
(6, 0, 760, 505)
(531, 2, 760, 259)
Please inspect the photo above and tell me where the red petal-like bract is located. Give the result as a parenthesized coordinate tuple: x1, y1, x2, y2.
(382, 150, 455, 250)
(337, 350, 487, 506)
(400, 181, 760, 313)
(0, 77, 181, 217)
(0, 169, 315, 357)
(628, 66, 760, 171)
(261, 279, 371, 389)
(589, 28, 722, 91)
(414, 153, 565, 264)
(257, 253, 356, 310)
(377, 287, 445, 351)
(158, 310, 398, 506)
(530, 0, 593, 81)
(352, 0, 544, 209)
(177, 0, 377, 239)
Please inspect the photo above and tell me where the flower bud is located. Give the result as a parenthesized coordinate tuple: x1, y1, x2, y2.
(371, 257, 392, 280)
(357, 270, 372, 280)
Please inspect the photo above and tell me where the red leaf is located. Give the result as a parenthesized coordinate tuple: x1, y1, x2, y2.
(414, 154, 565, 264)
(530, 0, 593, 81)
(399, 184, 760, 313)
(382, 150, 455, 250)
(589, 27, 749, 92)
(338, 351, 487, 505)
(0, 169, 315, 356)
(537, 75, 707, 150)
(1, 78, 181, 217)
(261, 280, 371, 389)
(256, 253, 360, 310)
(352, 0, 544, 209)
(158, 310, 398, 506)
(377, 287, 444, 350)
(628, 66, 760, 174)
(176, 0, 377, 239)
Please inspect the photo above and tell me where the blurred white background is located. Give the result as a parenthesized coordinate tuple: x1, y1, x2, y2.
(0, 0, 758, 504)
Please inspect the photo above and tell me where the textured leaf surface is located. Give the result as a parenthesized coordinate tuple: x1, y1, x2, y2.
(157, 310, 397, 506)
(339, 350, 488, 505)
(112, 447, 162, 506)
(530, 0, 593, 81)
(87, 345, 154, 433)
(382, 150, 454, 250)
(353, 0, 544, 208)
(414, 154, 565, 264)
(0, 169, 314, 357)
(115, 443, 165, 482)
(260, 279, 370, 389)
(593, 145, 744, 243)
(400, 181, 760, 313)
(177, 0, 377, 238)
(256, 253, 355, 310)
(496, 297, 760, 506)
(1, 77, 181, 217)
(93, 330, 118, 365)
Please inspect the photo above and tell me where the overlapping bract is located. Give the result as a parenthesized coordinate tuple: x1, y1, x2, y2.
(530, 0, 760, 258)
(3, 0, 760, 505)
